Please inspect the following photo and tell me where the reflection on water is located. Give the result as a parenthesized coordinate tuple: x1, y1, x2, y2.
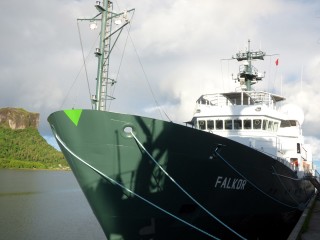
(0, 169, 106, 240)
(0, 191, 41, 196)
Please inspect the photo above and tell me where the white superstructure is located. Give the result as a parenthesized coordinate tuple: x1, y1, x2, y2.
(191, 41, 314, 178)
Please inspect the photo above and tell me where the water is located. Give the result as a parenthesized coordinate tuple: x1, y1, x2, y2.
(0, 169, 106, 240)
(0, 169, 299, 240)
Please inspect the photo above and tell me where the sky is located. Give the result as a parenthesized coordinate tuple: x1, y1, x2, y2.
(1, 0, 320, 166)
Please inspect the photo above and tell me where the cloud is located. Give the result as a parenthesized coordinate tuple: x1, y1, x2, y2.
(1, 0, 320, 162)
(0, 0, 95, 134)
(305, 136, 320, 168)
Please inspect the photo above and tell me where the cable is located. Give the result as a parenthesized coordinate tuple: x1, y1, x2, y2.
(52, 128, 221, 240)
(77, 20, 92, 107)
(59, 23, 100, 110)
(214, 147, 300, 209)
(131, 131, 247, 240)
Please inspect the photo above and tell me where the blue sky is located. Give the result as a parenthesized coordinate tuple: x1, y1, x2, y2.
(1, 0, 320, 167)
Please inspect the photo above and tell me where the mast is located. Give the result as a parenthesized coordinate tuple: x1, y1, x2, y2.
(88, 1, 134, 111)
(94, 0, 110, 111)
(232, 40, 266, 91)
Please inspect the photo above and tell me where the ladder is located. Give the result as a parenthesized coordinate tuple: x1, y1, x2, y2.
(304, 174, 320, 192)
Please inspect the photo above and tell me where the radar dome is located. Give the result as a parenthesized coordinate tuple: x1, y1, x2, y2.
(280, 104, 304, 125)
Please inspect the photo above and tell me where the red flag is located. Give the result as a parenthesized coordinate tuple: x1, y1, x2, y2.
(275, 58, 279, 66)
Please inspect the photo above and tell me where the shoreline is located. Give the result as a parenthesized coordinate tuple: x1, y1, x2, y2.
(0, 166, 70, 171)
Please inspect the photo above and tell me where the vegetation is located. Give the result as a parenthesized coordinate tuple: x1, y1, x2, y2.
(0, 126, 68, 170)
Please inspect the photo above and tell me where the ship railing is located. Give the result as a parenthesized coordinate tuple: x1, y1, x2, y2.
(196, 92, 278, 108)
(312, 169, 320, 182)
(252, 146, 295, 171)
(247, 92, 274, 106)
(303, 170, 320, 189)
(276, 156, 296, 171)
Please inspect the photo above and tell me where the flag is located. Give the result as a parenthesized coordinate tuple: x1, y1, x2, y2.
(275, 58, 279, 66)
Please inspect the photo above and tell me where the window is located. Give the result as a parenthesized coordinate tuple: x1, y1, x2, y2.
(207, 120, 214, 130)
(244, 119, 252, 129)
(234, 119, 242, 130)
(216, 120, 223, 130)
(225, 120, 232, 130)
(290, 120, 297, 126)
(262, 120, 268, 130)
(198, 120, 206, 130)
(273, 122, 279, 132)
(267, 121, 273, 131)
(280, 120, 291, 127)
(253, 119, 262, 129)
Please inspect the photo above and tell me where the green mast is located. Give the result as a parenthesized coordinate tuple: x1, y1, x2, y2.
(89, 1, 134, 111)
(94, 0, 109, 111)
(233, 40, 266, 91)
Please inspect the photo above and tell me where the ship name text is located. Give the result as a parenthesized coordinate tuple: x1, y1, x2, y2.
(214, 176, 247, 190)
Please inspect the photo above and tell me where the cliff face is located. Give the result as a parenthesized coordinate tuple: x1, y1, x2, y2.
(0, 108, 39, 130)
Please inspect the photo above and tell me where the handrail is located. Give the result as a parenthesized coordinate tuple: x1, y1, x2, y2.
(251, 146, 295, 171)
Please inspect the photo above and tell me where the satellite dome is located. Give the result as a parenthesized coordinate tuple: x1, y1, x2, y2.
(280, 104, 304, 125)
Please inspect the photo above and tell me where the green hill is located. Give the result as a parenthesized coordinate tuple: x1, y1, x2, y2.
(0, 108, 68, 170)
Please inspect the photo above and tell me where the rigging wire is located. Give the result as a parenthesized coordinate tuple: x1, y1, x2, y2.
(53, 129, 221, 240)
(112, 2, 170, 121)
(105, 9, 172, 122)
(77, 20, 93, 108)
(59, 21, 99, 110)
(220, 60, 224, 91)
(131, 131, 247, 240)
(272, 166, 300, 205)
(267, 55, 271, 92)
(128, 34, 172, 122)
(107, 13, 133, 111)
(214, 147, 300, 209)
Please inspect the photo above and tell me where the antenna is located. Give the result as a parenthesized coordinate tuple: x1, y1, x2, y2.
(232, 40, 266, 91)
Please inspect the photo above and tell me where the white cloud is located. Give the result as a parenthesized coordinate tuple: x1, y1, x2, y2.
(305, 136, 320, 169)
(1, 0, 320, 162)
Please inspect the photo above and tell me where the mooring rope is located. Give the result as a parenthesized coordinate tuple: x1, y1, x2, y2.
(130, 131, 247, 240)
(271, 166, 300, 205)
(52, 129, 221, 240)
(214, 147, 300, 209)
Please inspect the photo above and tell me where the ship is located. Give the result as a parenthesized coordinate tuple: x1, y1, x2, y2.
(48, 1, 319, 239)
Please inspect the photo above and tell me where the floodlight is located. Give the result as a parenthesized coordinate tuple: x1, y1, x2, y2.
(115, 19, 122, 25)
(89, 21, 98, 30)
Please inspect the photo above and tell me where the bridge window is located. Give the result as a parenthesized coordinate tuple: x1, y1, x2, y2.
(216, 120, 223, 130)
(207, 120, 214, 130)
(234, 119, 242, 129)
(280, 120, 290, 127)
(290, 120, 297, 126)
(198, 120, 206, 130)
(262, 120, 268, 130)
(253, 119, 262, 129)
(244, 119, 252, 129)
(225, 120, 232, 130)
(199, 118, 279, 132)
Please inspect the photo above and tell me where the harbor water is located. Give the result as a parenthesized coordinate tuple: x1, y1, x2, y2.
(0, 169, 299, 240)
(0, 169, 106, 240)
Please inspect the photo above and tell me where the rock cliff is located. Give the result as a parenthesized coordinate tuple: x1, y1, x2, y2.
(0, 108, 39, 129)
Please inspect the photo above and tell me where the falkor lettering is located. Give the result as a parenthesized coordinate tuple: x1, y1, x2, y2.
(214, 176, 247, 190)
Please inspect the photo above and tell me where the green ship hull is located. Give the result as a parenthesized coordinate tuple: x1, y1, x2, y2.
(48, 109, 315, 239)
